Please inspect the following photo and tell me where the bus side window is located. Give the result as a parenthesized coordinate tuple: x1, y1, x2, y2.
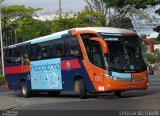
(71, 36, 81, 56)
(42, 46, 48, 59)
(50, 44, 56, 58)
(30, 46, 36, 61)
(6, 49, 12, 63)
(11, 48, 15, 63)
(36, 45, 42, 60)
(64, 38, 71, 56)
(15, 47, 21, 64)
(56, 44, 63, 57)
(23, 45, 30, 64)
(25, 45, 31, 60)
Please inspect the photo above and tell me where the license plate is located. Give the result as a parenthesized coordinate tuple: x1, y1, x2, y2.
(128, 84, 135, 88)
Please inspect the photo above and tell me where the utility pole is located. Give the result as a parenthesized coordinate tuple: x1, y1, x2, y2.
(0, 1, 4, 75)
(59, 0, 62, 18)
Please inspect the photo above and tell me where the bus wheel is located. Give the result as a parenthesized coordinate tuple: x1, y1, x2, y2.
(114, 91, 121, 98)
(21, 81, 31, 98)
(48, 91, 61, 96)
(78, 79, 87, 99)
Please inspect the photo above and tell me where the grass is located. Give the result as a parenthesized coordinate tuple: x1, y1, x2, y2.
(0, 75, 5, 85)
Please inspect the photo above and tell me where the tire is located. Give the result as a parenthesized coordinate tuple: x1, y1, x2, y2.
(48, 91, 61, 96)
(78, 79, 87, 99)
(114, 91, 121, 98)
(21, 81, 31, 98)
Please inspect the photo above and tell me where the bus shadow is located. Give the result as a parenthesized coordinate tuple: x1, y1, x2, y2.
(120, 88, 160, 99)
(9, 86, 160, 99)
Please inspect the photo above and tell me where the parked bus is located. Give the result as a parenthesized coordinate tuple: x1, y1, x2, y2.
(4, 27, 154, 99)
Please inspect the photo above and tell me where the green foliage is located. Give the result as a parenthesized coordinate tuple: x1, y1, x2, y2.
(17, 19, 52, 42)
(0, 75, 5, 85)
(2, 5, 106, 41)
(149, 38, 160, 44)
(147, 49, 160, 64)
(51, 12, 77, 33)
(108, 17, 133, 29)
(76, 10, 106, 27)
(1, 5, 42, 44)
(84, 0, 107, 17)
(103, 0, 160, 9)
(51, 10, 106, 33)
(1, 5, 42, 20)
(1, 2, 160, 43)
(103, 0, 160, 29)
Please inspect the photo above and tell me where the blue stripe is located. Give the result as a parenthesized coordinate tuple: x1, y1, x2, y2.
(112, 72, 131, 78)
(31, 35, 61, 44)
(101, 33, 122, 36)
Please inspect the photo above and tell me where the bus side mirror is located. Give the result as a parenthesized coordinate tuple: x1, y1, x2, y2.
(141, 39, 154, 53)
(90, 37, 108, 54)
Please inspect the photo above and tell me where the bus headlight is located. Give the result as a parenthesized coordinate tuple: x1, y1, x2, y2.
(103, 74, 117, 80)
(113, 77, 117, 80)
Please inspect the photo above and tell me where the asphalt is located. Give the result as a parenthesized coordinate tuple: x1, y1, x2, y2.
(0, 72, 159, 116)
(0, 85, 24, 111)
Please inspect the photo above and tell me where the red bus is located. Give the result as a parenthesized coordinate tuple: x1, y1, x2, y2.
(4, 27, 154, 99)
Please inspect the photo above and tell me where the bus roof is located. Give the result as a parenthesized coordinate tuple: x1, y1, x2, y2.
(5, 29, 69, 48)
(5, 27, 136, 48)
(74, 27, 136, 34)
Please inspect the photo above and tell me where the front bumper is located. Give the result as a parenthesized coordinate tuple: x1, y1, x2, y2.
(103, 77, 148, 92)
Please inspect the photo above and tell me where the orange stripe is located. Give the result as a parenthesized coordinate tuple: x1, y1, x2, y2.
(132, 71, 148, 78)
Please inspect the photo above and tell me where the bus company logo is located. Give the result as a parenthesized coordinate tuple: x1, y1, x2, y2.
(66, 60, 71, 69)
(30, 63, 61, 72)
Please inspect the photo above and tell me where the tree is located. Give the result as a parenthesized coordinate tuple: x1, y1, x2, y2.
(76, 10, 106, 27)
(50, 10, 106, 32)
(147, 49, 160, 64)
(154, 8, 160, 33)
(103, 0, 160, 17)
(1, 5, 42, 45)
(50, 12, 77, 33)
(102, 0, 160, 29)
(16, 19, 52, 42)
(108, 17, 133, 29)
(84, 0, 107, 17)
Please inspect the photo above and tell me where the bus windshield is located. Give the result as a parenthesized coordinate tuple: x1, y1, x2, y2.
(104, 36, 147, 73)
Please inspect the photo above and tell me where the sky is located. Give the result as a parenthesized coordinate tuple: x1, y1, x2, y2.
(6, 0, 87, 14)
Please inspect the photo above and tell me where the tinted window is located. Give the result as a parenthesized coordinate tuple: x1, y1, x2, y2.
(50, 39, 64, 58)
(91, 43, 104, 68)
(30, 39, 64, 60)
(4, 49, 12, 63)
(36, 45, 42, 60)
(64, 38, 71, 56)
(50, 44, 56, 58)
(71, 36, 81, 56)
(30, 46, 36, 60)
(56, 43, 63, 57)
(42, 46, 48, 59)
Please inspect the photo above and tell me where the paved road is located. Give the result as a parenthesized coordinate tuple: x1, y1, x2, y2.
(1, 74, 160, 116)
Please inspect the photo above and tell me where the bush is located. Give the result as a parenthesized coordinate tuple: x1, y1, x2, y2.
(0, 75, 5, 85)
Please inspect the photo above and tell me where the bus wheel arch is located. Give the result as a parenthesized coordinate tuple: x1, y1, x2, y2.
(74, 76, 87, 99)
(20, 78, 31, 98)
